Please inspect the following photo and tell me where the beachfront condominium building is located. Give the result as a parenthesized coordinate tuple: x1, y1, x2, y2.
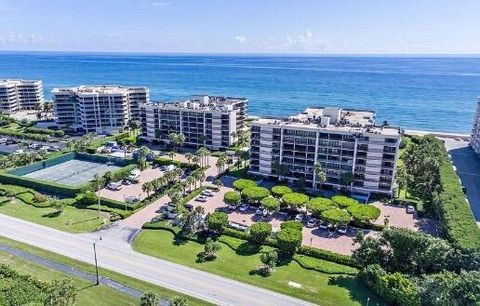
(249, 107, 401, 196)
(0, 79, 44, 112)
(471, 98, 480, 153)
(53, 85, 148, 134)
(140, 95, 248, 150)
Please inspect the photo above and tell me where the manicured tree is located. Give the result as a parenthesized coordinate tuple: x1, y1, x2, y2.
(249, 222, 272, 244)
(223, 191, 242, 207)
(276, 228, 302, 258)
(281, 192, 309, 209)
(331, 195, 359, 208)
(260, 196, 280, 213)
(307, 197, 337, 218)
(347, 204, 381, 224)
(232, 179, 257, 191)
(270, 185, 292, 198)
(321, 208, 351, 226)
(202, 238, 222, 261)
(280, 220, 303, 232)
(314, 163, 327, 189)
(140, 292, 159, 306)
(258, 250, 278, 276)
(241, 187, 270, 204)
(207, 211, 228, 233)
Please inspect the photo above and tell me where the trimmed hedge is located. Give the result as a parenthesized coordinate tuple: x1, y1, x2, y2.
(153, 157, 199, 170)
(298, 245, 358, 267)
(293, 255, 358, 275)
(271, 185, 293, 198)
(437, 158, 480, 250)
(321, 208, 351, 225)
(0, 173, 80, 197)
(241, 186, 270, 203)
(282, 192, 309, 208)
(223, 191, 242, 206)
(347, 204, 381, 223)
(307, 197, 337, 218)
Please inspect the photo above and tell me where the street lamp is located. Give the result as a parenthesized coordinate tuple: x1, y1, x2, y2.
(92, 236, 102, 285)
(367, 297, 370, 306)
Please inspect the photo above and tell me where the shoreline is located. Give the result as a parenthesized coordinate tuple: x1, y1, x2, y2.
(404, 129, 470, 140)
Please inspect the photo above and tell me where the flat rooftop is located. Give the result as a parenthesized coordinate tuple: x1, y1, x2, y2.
(52, 85, 148, 96)
(144, 95, 248, 112)
(254, 107, 399, 136)
(0, 79, 42, 86)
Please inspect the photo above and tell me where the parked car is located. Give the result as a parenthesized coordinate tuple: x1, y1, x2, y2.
(228, 221, 249, 231)
(295, 213, 305, 222)
(255, 207, 265, 216)
(318, 220, 328, 230)
(215, 206, 230, 213)
(307, 218, 318, 228)
(184, 203, 194, 212)
(406, 205, 415, 214)
(337, 224, 348, 234)
(196, 196, 208, 202)
(239, 204, 249, 212)
(125, 195, 140, 203)
(202, 190, 214, 197)
(122, 179, 132, 185)
(107, 182, 122, 191)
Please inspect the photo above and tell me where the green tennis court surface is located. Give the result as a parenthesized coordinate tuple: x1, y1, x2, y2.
(23, 159, 121, 187)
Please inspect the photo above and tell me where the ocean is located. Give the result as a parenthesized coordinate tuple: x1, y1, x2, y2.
(1, 52, 479, 133)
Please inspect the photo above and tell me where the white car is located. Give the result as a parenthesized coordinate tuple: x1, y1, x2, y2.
(107, 182, 122, 191)
(125, 195, 140, 203)
(295, 214, 304, 222)
(239, 204, 249, 212)
(406, 205, 415, 214)
(255, 207, 264, 215)
(307, 218, 318, 228)
(337, 225, 348, 234)
(202, 190, 214, 197)
(196, 196, 208, 202)
(318, 220, 328, 230)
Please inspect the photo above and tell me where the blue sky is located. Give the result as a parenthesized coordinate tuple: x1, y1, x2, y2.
(0, 0, 479, 54)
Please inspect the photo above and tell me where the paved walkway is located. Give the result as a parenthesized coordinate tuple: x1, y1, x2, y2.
(0, 244, 169, 306)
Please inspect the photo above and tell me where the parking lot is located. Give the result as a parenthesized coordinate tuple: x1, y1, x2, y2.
(99, 167, 165, 202)
(186, 176, 437, 255)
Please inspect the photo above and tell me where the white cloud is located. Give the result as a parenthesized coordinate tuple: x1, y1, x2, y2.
(151, 1, 173, 7)
(0, 33, 56, 45)
(234, 36, 247, 44)
(283, 29, 328, 52)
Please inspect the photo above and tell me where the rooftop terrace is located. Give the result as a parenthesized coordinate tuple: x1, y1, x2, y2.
(145, 95, 248, 112)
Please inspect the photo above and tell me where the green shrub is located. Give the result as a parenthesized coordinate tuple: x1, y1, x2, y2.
(223, 191, 242, 206)
(276, 228, 302, 257)
(222, 227, 250, 240)
(271, 185, 292, 198)
(331, 195, 358, 208)
(241, 186, 270, 204)
(281, 192, 309, 208)
(298, 245, 357, 267)
(293, 255, 358, 275)
(307, 197, 337, 217)
(153, 157, 199, 170)
(347, 204, 381, 224)
(207, 212, 228, 233)
(280, 220, 303, 232)
(233, 179, 257, 190)
(249, 222, 272, 244)
(75, 192, 98, 206)
(0, 173, 80, 197)
(321, 208, 351, 225)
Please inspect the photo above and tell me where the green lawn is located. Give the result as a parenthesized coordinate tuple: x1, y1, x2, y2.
(0, 235, 212, 306)
(133, 229, 383, 306)
(0, 197, 110, 233)
(0, 251, 138, 306)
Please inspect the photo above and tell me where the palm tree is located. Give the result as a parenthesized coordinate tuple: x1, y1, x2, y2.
(340, 171, 355, 192)
(273, 162, 289, 182)
(168, 151, 176, 160)
(192, 154, 200, 166)
(314, 163, 327, 190)
(128, 119, 141, 137)
(142, 182, 152, 197)
(185, 152, 194, 164)
(216, 157, 226, 173)
(137, 146, 151, 169)
(186, 176, 195, 192)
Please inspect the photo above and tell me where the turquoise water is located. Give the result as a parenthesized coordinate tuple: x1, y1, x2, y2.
(1, 52, 479, 133)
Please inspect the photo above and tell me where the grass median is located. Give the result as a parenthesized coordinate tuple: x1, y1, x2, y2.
(0, 235, 212, 306)
(133, 229, 383, 306)
(0, 197, 109, 233)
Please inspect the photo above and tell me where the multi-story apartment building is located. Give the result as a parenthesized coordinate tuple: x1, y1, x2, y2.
(0, 79, 44, 112)
(53, 85, 148, 134)
(471, 98, 480, 153)
(140, 95, 248, 150)
(249, 107, 401, 196)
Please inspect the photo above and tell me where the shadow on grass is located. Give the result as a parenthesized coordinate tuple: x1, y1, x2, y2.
(236, 242, 261, 256)
(70, 217, 99, 225)
(42, 211, 62, 218)
(77, 283, 96, 292)
(328, 275, 381, 306)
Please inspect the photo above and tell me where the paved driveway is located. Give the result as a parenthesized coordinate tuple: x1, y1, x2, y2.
(442, 138, 480, 223)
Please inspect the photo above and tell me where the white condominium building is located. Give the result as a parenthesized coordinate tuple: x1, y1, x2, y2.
(0, 79, 44, 112)
(249, 107, 401, 196)
(53, 85, 148, 134)
(140, 95, 248, 150)
(471, 98, 480, 153)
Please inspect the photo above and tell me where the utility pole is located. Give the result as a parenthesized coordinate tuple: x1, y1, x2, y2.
(92, 236, 102, 285)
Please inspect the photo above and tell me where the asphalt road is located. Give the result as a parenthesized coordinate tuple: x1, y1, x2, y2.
(0, 214, 312, 306)
(442, 138, 480, 224)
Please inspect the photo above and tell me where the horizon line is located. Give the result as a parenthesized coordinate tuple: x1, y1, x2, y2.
(1, 50, 480, 57)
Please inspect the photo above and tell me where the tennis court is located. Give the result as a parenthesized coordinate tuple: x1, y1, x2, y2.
(23, 159, 121, 187)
